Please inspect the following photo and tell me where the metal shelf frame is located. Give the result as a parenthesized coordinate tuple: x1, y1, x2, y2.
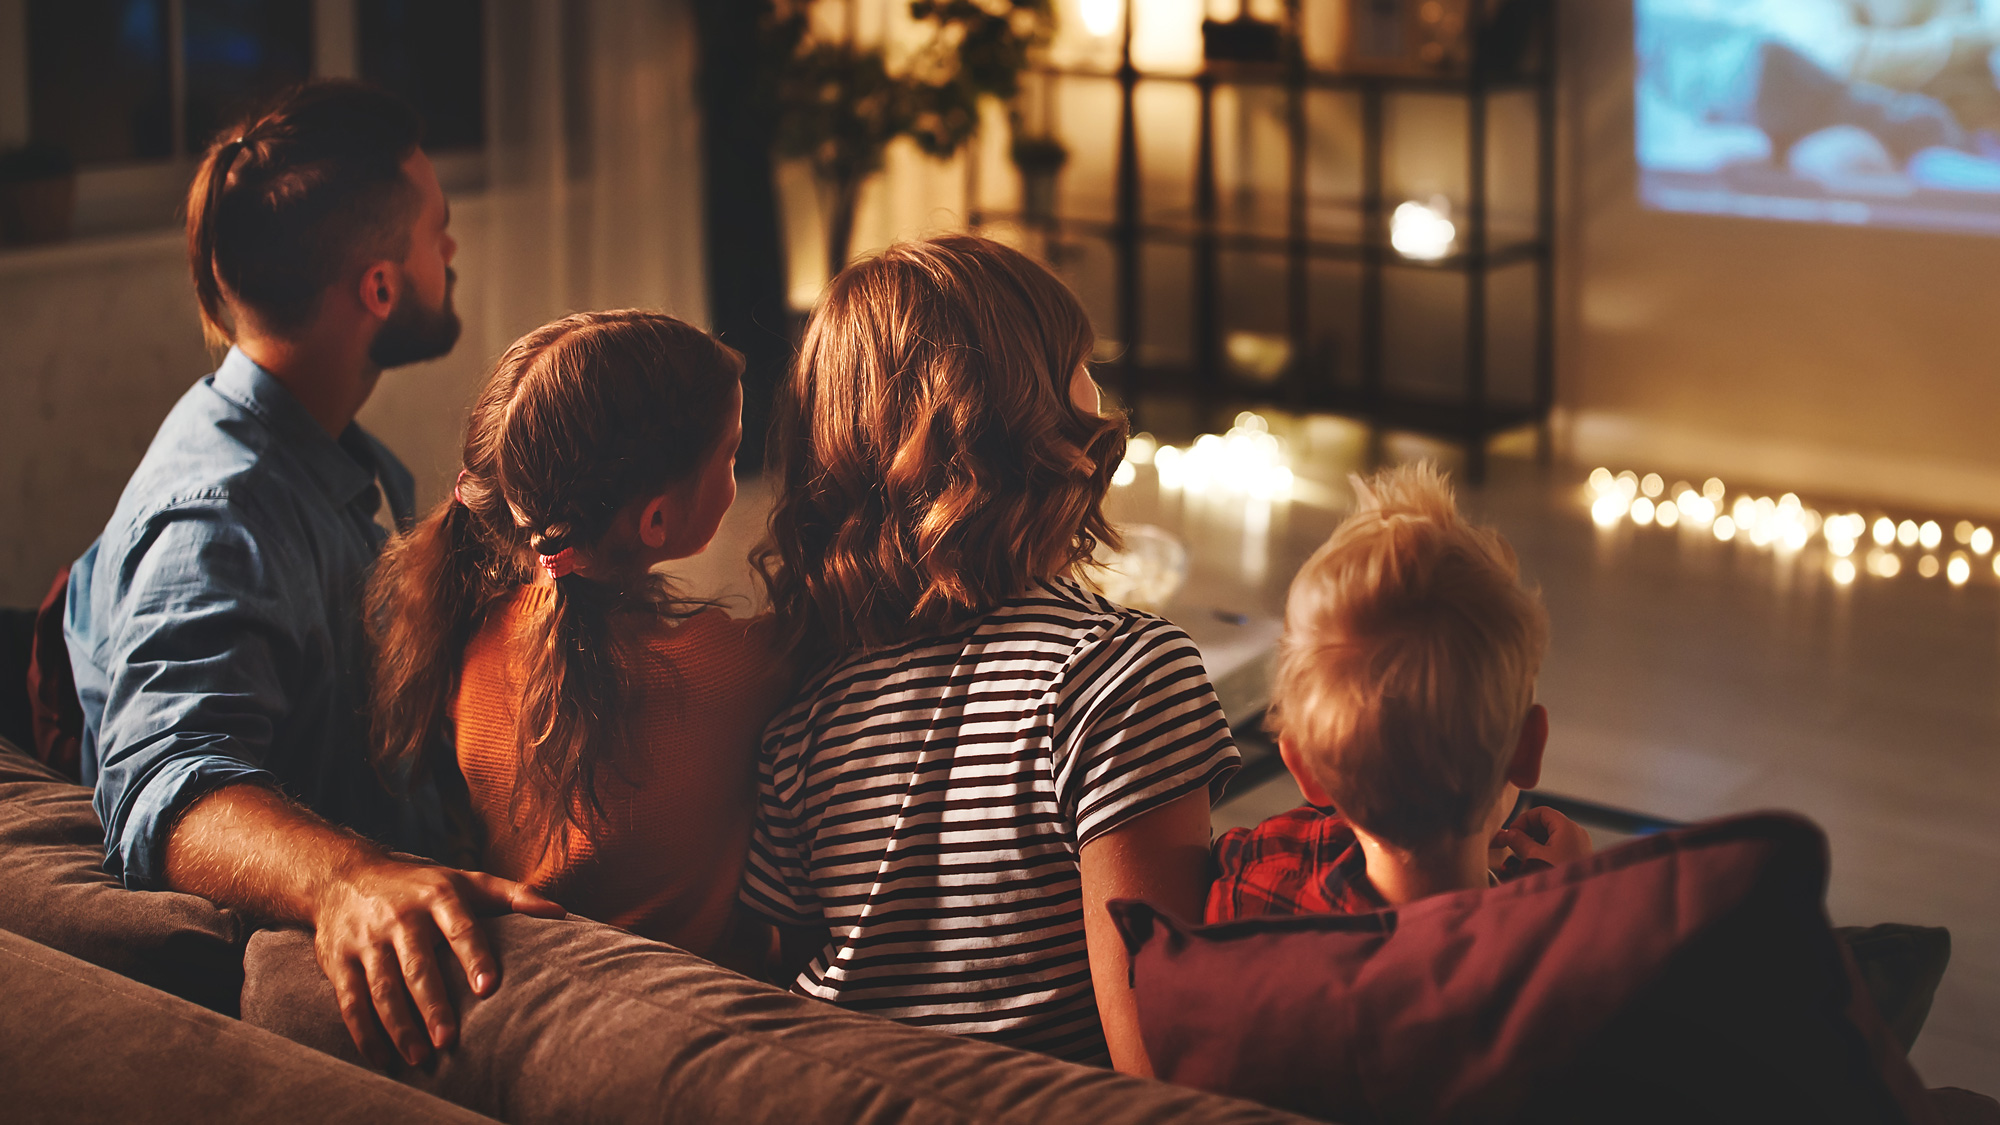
(976, 0, 1558, 482)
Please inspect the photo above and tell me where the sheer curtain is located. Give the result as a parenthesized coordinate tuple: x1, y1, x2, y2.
(481, 0, 709, 344)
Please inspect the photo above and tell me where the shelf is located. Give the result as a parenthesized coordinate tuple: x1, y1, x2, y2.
(979, 211, 1547, 271)
(1028, 63, 1549, 96)
(999, 8, 1558, 483)
(1123, 363, 1545, 440)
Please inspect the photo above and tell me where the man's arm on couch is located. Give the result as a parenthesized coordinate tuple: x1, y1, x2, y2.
(166, 784, 562, 1069)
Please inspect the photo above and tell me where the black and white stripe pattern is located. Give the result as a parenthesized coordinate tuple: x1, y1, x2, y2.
(742, 578, 1239, 1063)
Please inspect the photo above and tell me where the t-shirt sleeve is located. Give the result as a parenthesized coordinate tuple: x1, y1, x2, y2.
(1051, 615, 1241, 849)
(739, 710, 823, 926)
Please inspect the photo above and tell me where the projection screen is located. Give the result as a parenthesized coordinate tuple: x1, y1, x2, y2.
(1638, 0, 2000, 234)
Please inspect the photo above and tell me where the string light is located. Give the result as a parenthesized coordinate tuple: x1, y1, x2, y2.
(1138, 414, 1293, 500)
(1583, 466, 1998, 590)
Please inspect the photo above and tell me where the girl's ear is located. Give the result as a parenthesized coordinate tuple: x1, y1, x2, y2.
(638, 493, 676, 550)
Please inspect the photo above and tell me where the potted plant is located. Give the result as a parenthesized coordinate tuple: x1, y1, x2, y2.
(1010, 133, 1068, 225)
(0, 141, 77, 248)
(770, 35, 917, 281)
(766, 0, 1056, 279)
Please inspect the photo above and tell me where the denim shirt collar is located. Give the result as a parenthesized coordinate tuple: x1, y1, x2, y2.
(209, 347, 416, 528)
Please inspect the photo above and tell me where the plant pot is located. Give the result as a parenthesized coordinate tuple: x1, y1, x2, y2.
(1020, 166, 1060, 225)
(0, 176, 77, 247)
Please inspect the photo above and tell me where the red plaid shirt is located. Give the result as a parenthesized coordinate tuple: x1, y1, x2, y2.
(1206, 805, 1385, 922)
(1207, 805, 1546, 922)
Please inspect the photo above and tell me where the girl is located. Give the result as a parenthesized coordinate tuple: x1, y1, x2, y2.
(369, 310, 787, 962)
(744, 235, 1240, 1072)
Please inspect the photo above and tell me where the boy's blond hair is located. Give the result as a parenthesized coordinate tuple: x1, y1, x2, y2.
(1270, 462, 1549, 851)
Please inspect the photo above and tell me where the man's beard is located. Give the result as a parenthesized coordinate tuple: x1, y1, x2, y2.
(369, 268, 462, 369)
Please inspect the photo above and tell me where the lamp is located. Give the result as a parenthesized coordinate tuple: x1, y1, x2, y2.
(1080, 0, 1120, 38)
(1389, 194, 1456, 260)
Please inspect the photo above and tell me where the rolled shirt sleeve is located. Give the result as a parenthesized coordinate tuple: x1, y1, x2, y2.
(86, 497, 299, 889)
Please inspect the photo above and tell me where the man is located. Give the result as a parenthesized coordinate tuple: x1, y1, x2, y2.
(64, 81, 560, 1070)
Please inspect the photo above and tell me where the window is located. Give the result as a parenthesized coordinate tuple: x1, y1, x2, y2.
(6, 0, 486, 237)
(358, 0, 484, 153)
(182, 0, 313, 155)
(26, 0, 173, 164)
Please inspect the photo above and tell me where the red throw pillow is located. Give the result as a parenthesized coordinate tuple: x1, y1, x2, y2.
(1112, 813, 1936, 1124)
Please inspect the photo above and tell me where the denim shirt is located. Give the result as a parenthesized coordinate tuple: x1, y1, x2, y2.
(66, 348, 417, 889)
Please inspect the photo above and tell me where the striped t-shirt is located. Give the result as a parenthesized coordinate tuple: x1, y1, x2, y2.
(741, 578, 1240, 1063)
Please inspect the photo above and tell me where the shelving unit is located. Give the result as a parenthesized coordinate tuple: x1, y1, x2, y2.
(973, 1, 1557, 482)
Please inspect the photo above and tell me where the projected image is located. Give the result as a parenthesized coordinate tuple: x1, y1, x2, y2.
(1638, 0, 2000, 233)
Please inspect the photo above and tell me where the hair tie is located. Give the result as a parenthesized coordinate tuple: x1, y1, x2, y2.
(453, 469, 470, 506)
(539, 548, 577, 580)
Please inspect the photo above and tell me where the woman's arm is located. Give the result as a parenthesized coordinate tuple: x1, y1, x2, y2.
(1078, 789, 1215, 1077)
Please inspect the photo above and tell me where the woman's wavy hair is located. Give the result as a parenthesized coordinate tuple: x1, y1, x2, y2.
(756, 233, 1126, 660)
(367, 310, 742, 856)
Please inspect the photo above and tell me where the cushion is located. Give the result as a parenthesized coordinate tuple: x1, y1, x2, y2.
(243, 912, 1311, 1125)
(27, 563, 84, 779)
(1112, 813, 1938, 1125)
(0, 736, 246, 1013)
(0, 926, 490, 1123)
(0, 604, 33, 751)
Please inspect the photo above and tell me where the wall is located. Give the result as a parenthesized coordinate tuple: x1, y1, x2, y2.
(1557, 1, 2000, 516)
(0, 197, 509, 607)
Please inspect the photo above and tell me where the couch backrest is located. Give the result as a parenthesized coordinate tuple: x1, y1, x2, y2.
(244, 912, 1318, 1125)
(0, 737, 246, 1012)
(0, 926, 492, 1123)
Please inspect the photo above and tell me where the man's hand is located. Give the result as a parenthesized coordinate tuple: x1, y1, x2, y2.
(312, 857, 563, 1068)
(1493, 806, 1593, 868)
(162, 784, 562, 1069)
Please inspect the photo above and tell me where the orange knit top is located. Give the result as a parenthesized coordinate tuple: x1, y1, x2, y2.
(453, 586, 790, 958)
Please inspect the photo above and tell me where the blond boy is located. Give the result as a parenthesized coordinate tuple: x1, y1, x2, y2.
(1207, 463, 1591, 920)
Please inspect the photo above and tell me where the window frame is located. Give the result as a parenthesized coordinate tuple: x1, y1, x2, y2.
(1, 0, 486, 240)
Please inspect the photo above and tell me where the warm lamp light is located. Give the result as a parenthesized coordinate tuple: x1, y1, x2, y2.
(1080, 0, 1120, 38)
(1390, 197, 1456, 260)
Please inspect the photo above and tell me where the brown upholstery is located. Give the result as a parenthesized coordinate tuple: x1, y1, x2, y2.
(0, 737, 246, 1012)
(0, 926, 492, 1124)
(243, 913, 1315, 1125)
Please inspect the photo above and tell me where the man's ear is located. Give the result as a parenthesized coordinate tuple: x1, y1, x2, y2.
(1504, 703, 1549, 790)
(1277, 734, 1338, 808)
(358, 261, 399, 320)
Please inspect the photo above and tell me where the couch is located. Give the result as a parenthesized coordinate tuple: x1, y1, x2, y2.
(0, 737, 1306, 1123)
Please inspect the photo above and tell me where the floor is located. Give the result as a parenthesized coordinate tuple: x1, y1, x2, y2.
(673, 422, 2000, 1094)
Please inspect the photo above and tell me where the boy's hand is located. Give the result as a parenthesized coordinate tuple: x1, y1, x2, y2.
(1494, 806, 1593, 867)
